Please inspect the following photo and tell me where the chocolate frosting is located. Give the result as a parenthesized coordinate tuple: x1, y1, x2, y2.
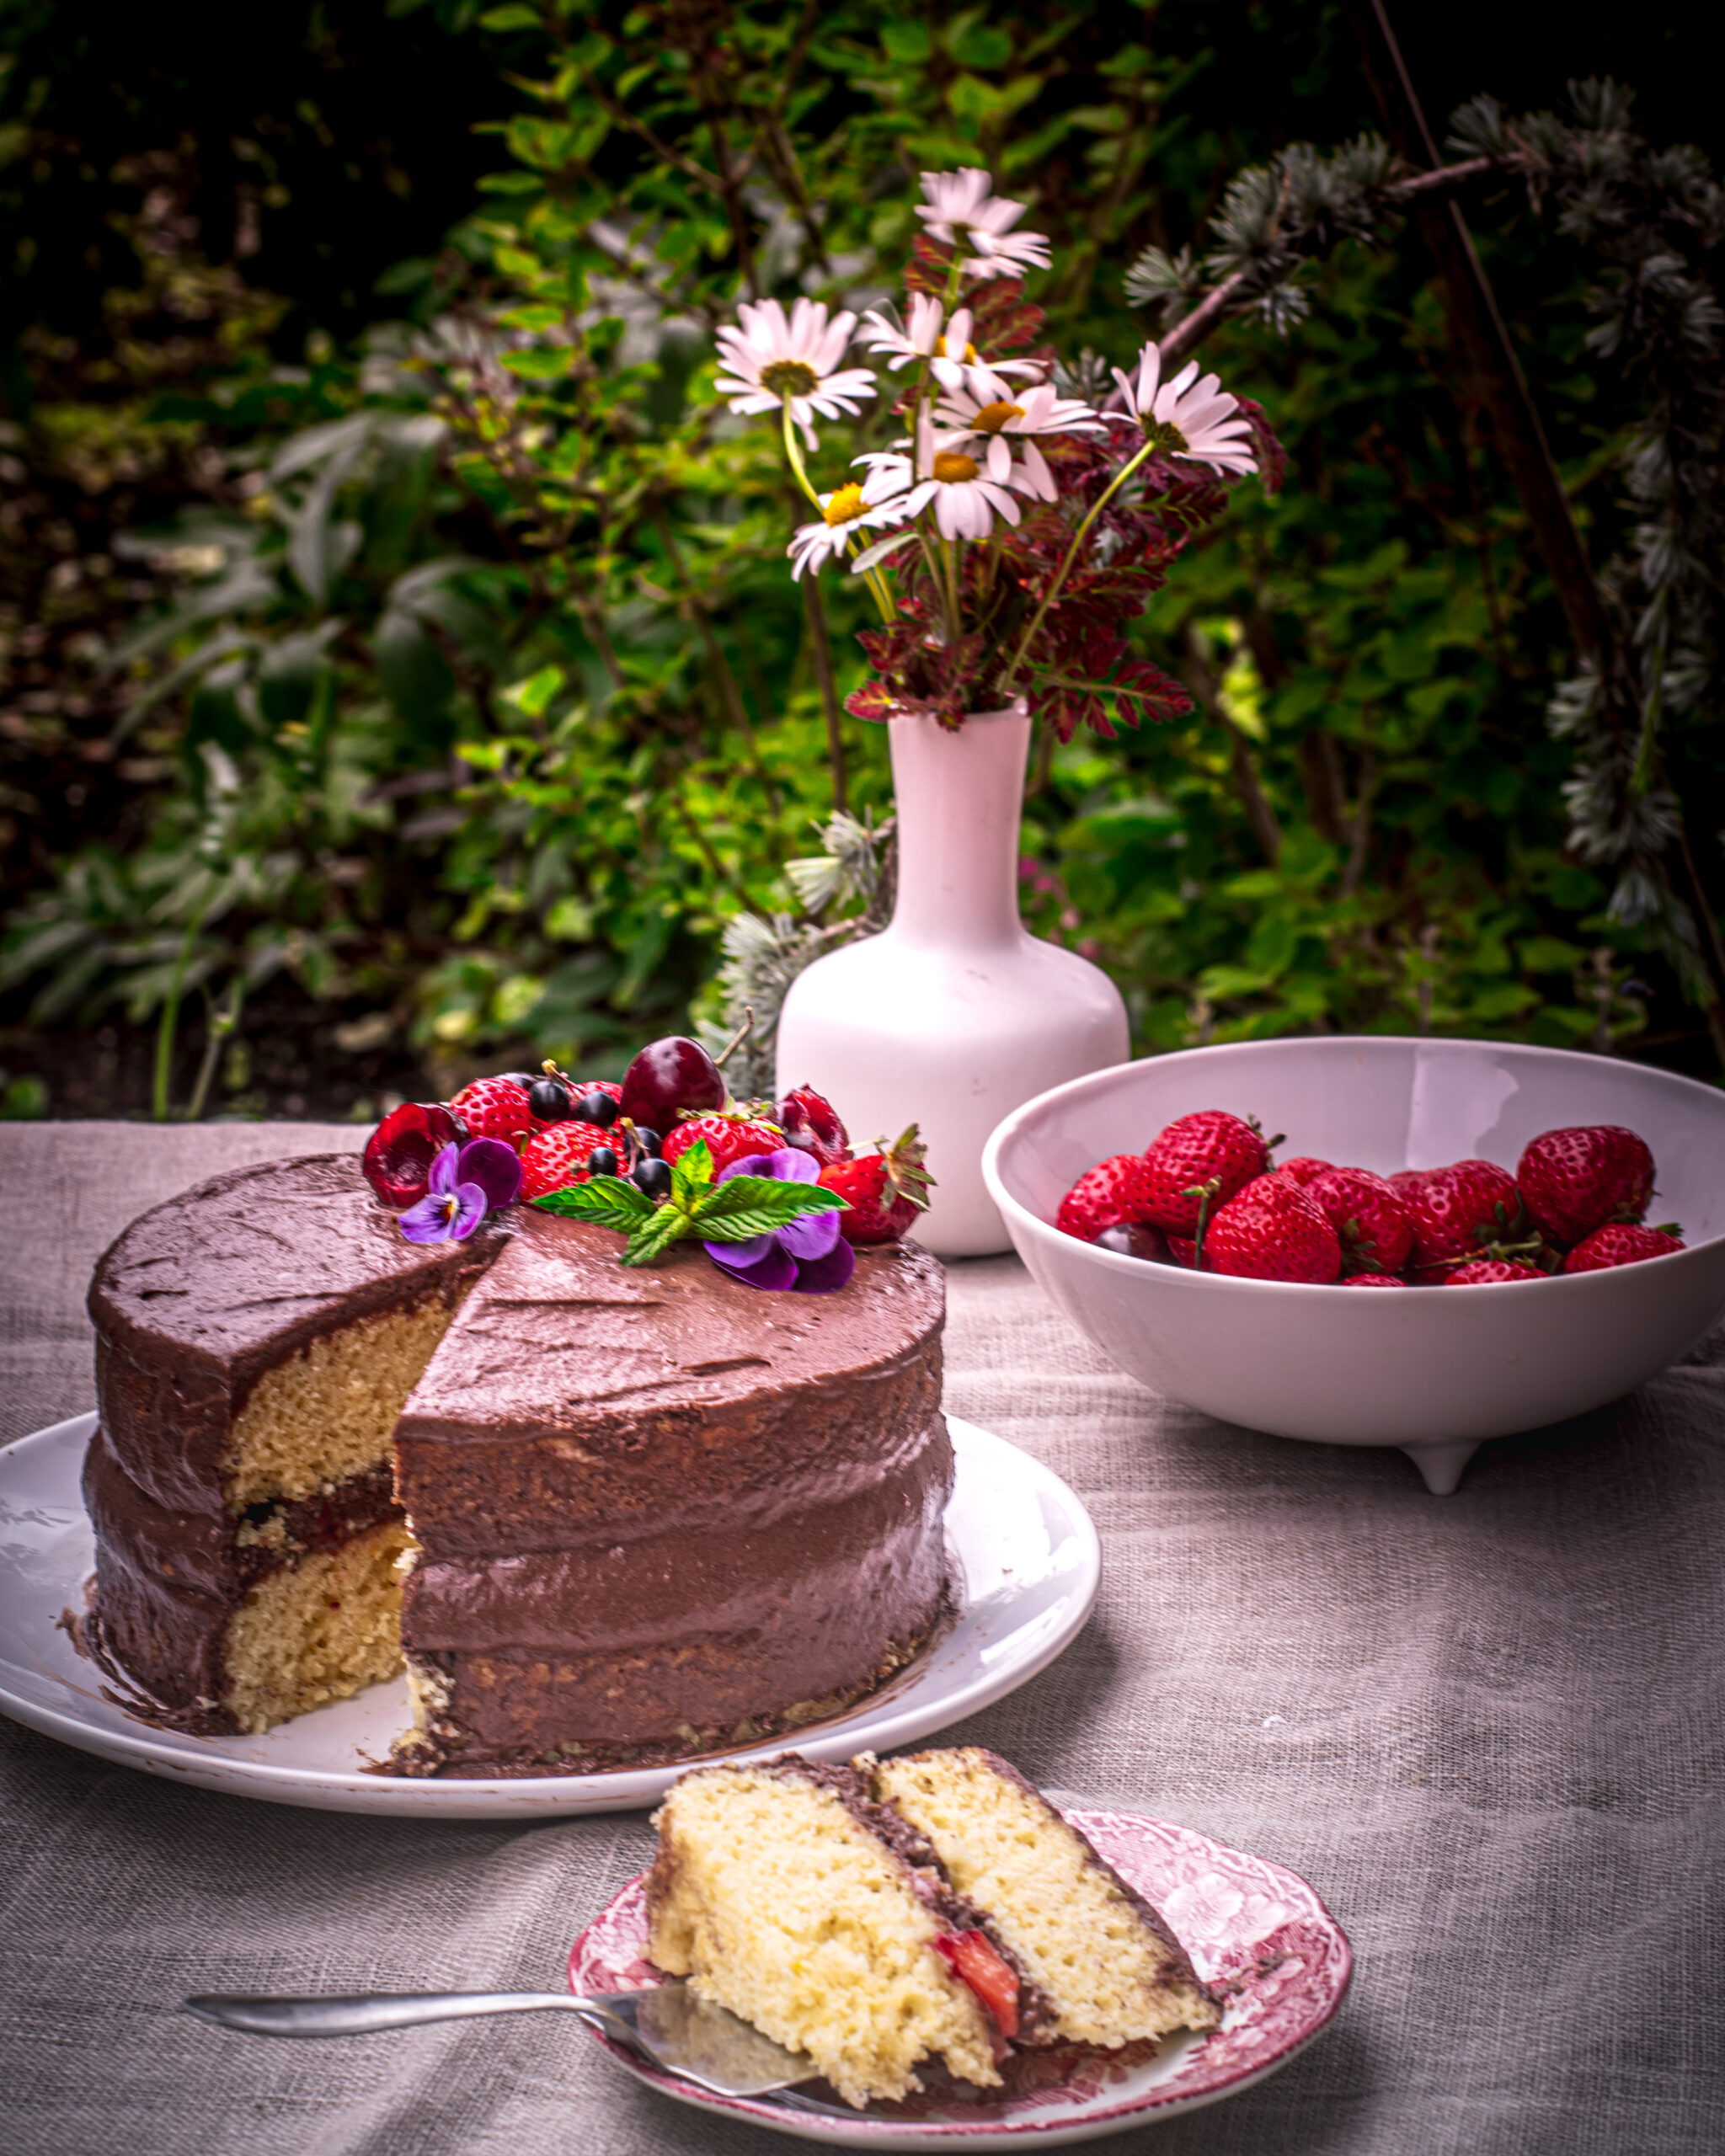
(89, 1155, 498, 1515)
(390, 1212, 950, 1772)
(82, 1158, 952, 1770)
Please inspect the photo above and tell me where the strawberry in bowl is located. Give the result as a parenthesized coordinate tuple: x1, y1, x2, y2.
(981, 1037, 1725, 1493)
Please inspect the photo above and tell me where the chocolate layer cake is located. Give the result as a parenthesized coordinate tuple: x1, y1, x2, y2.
(391, 1206, 948, 1776)
(79, 1155, 950, 1772)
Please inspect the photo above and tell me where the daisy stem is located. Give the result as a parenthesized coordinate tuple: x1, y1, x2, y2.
(779, 400, 827, 516)
(782, 396, 896, 622)
(1001, 435, 1156, 694)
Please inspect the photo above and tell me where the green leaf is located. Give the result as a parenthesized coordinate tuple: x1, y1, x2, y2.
(622, 1206, 692, 1266)
(500, 347, 577, 379)
(692, 1174, 846, 1227)
(695, 1204, 816, 1242)
(880, 20, 931, 61)
(670, 1136, 714, 1207)
(532, 1176, 653, 1230)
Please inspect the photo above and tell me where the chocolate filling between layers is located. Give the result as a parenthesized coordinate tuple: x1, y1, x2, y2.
(957, 1748, 1217, 2009)
(77, 1424, 405, 1732)
(756, 1758, 1061, 2048)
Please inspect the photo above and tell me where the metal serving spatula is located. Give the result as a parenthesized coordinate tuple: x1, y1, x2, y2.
(184, 1983, 814, 2099)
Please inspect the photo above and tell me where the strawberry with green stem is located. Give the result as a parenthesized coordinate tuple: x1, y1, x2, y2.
(820, 1126, 934, 1245)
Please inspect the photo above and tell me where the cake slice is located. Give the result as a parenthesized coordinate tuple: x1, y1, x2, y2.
(645, 1758, 1045, 2107)
(644, 1748, 1219, 2110)
(868, 1747, 1220, 2049)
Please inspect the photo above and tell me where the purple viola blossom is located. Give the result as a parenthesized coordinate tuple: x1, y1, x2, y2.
(704, 1146, 855, 1295)
(398, 1139, 521, 1244)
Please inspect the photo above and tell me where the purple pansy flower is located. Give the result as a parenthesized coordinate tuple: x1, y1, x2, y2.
(399, 1138, 522, 1244)
(704, 1147, 855, 1294)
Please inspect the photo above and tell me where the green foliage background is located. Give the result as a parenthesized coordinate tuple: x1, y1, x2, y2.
(2, 0, 1720, 1118)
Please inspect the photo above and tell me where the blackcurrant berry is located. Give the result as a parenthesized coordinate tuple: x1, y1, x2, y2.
(577, 1090, 619, 1128)
(633, 1157, 673, 1199)
(632, 1126, 662, 1158)
(587, 1145, 619, 1179)
(529, 1075, 572, 1122)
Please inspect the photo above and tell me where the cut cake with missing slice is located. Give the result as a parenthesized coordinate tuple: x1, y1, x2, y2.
(644, 1748, 1219, 2110)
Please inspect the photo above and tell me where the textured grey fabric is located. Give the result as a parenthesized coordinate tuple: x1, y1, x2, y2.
(1, 1122, 1720, 2154)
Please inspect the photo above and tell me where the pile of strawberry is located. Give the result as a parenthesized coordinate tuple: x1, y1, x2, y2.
(361, 1032, 932, 1246)
(1057, 1111, 1685, 1284)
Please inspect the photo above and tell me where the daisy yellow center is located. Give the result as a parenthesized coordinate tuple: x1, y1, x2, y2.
(971, 400, 1024, 434)
(761, 358, 820, 398)
(963, 342, 978, 360)
(932, 451, 980, 483)
(1143, 418, 1189, 456)
(822, 483, 867, 527)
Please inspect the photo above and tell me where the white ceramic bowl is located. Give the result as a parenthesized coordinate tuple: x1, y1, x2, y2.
(982, 1037, 1725, 1492)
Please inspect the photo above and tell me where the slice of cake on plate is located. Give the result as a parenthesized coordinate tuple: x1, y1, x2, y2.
(645, 1748, 1220, 2108)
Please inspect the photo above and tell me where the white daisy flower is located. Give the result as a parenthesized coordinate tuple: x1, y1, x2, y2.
(1108, 343, 1258, 478)
(900, 412, 1036, 542)
(933, 371, 1102, 446)
(788, 472, 911, 580)
(915, 168, 1052, 281)
(714, 297, 877, 449)
(860, 296, 1041, 390)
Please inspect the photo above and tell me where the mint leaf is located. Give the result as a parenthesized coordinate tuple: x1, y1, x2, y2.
(622, 1207, 692, 1266)
(533, 1176, 654, 1231)
(692, 1174, 846, 1226)
(669, 1137, 714, 1209)
(697, 1205, 820, 1243)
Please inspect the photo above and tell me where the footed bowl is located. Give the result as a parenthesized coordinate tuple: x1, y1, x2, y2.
(981, 1036, 1725, 1492)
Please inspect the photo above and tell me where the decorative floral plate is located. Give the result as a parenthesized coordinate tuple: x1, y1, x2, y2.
(0, 1413, 1097, 1819)
(567, 1802, 1351, 2149)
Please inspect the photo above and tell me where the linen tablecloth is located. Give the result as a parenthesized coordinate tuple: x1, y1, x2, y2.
(2, 1121, 1721, 2155)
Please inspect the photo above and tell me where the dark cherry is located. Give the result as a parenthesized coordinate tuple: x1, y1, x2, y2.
(362, 1102, 462, 1210)
(632, 1126, 662, 1159)
(528, 1075, 572, 1122)
(498, 1071, 535, 1088)
(633, 1157, 673, 1199)
(576, 1090, 619, 1129)
(618, 1035, 725, 1130)
(1092, 1221, 1171, 1262)
(587, 1145, 619, 1179)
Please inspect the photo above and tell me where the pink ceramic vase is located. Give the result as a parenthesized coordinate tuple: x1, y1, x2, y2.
(774, 704, 1129, 1256)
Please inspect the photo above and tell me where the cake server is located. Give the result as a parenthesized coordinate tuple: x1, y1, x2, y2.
(184, 1983, 814, 2097)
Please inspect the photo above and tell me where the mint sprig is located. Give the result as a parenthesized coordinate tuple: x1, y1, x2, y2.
(531, 1137, 846, 1264)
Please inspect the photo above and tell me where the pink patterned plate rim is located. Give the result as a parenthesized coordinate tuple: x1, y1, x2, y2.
(566, 1803, 1353, 2149)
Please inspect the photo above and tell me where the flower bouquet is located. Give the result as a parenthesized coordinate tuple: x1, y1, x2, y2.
(714, 167, 1280, 739)
(712, 168, 1282, 1257)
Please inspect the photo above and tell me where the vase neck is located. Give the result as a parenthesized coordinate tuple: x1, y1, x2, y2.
(887, 705, 1029, 948)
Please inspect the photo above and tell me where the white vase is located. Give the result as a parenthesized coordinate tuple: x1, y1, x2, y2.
(774, 703, 1130, 1257)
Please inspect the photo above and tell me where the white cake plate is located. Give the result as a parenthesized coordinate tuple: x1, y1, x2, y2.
(0, 1413, 1098, 1818)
